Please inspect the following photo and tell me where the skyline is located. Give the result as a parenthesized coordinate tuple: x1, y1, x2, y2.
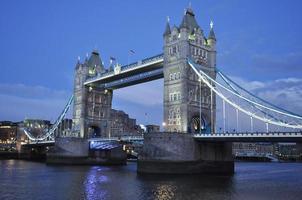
(1, 0, 302, 127)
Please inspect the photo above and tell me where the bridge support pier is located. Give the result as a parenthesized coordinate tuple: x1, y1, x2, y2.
(18, 144, 49, 161)
(47, 137, 126, 165)
(137, 133, 234, 174)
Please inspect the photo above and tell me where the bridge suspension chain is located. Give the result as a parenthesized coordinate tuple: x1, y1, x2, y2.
(23, 95, 74, 142)
(217, 71, 285, 132)
(187, 58, 302, 130)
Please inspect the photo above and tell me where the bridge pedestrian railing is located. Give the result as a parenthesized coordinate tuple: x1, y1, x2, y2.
(194, 132, 302, 138)
(89, 136, 144, 142)
(104, 68, 163, 89)
(85, 54, 163, 84)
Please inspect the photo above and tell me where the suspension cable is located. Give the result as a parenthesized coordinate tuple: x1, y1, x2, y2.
(187, 59, 302, 129)
(23, 95, 74, 141)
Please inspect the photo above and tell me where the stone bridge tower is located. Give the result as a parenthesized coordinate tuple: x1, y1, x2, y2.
(72, 50, 112, 138)
(163, 7, 217, 133)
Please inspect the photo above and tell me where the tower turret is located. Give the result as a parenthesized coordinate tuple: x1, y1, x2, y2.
(179, 7, 200, 33)
(207, 21, 216, 49)
(87, 50, 105, 76)
(163, 16, 171, 37)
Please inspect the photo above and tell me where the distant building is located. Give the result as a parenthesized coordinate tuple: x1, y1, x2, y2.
(110, 109, 139, 137)
(17, 119, 52, 142)
(274, 143, 299, 156)
(0, 121, 18, 150)
(146, 125, 160, 133)
(232, 142, 274, 155)
(55, 119, 72, 137)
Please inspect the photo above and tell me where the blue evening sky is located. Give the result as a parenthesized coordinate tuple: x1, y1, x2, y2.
(1, 0, 302, 127)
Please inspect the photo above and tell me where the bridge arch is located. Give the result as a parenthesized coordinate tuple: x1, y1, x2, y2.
(88, 125, 101, 138)
(189, 115, 208, 134)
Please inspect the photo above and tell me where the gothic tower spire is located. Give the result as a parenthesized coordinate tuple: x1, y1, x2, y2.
(163, 16, 171, 36)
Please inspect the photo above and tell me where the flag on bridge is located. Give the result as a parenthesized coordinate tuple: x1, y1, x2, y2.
(110, 56, 116, 65)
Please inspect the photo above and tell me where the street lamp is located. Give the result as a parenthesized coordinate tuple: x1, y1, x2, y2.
(162, 122, 166, 132)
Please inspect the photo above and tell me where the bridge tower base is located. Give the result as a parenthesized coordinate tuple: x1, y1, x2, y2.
(47, 137, 126, 165)
(137, 133, 234, 174)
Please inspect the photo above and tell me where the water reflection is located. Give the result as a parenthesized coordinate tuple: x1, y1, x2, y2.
(153, 184, 176, 200)
(137, 173, 235, 200)
(84, 166, 109, 200)
(0, 161, 302, 200)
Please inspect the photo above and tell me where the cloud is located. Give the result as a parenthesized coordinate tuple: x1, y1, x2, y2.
(0, 83, 71, 122)
(251, 52, 302, 74)
(228, 76, 302, 110)
(216, 75, 302, 132)
(113, 79, 163, 106)
(253, 78, 302, 114)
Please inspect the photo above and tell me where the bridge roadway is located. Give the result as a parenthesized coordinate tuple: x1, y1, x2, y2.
(23, 132, 302, 148)
(193, 132, 302, 142)
(90, 132, 302, 143)
(84, 54, 164, 89)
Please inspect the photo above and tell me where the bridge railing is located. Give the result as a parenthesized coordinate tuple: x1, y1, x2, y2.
(194, 131, 302, 137)
(89, 136, 144, 142)
(104, 68, 163, 88)
(85, 54, 164, 83)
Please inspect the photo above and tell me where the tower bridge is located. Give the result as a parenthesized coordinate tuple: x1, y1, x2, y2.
(20, 6, 302, 174)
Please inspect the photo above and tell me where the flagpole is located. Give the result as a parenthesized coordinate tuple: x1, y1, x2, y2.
(128, 50, 135, 67)
(127, 52, 129, 67)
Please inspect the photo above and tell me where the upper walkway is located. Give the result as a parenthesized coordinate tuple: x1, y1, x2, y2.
(84, 54, 163, 88)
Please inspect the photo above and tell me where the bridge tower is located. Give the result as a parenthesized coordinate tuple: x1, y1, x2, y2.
(72, 50, 112, 138)
(163, 7, 217, 133)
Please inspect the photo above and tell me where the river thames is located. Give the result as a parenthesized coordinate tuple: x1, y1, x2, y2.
(0, 160, 302, 200)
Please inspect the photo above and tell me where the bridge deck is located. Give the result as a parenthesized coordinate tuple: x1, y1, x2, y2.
(84, 54, 163, 85)
(104, 68, 163, 89)
(193, 132, 302, 142)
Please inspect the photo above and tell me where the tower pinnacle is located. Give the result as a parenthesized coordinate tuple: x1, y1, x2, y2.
(210, 20, 214, 29)
(208, 20, 216, 41)
(163, 16, 171, 36)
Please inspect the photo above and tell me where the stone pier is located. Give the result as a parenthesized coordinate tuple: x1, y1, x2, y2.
(137, 132, 234, 174)
(47, 137, 127, 165)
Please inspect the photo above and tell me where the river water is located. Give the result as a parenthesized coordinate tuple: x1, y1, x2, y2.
(0, 160, 302, 200)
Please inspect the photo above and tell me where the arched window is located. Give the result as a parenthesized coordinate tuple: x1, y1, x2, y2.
(174, 94, 177, 101)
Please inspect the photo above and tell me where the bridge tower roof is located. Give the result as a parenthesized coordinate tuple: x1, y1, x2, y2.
(87, 49, 103, 68)
(179, 7, 200, 33)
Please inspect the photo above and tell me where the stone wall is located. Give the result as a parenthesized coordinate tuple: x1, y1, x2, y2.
(139, 132, 200, 161)
(51, 137, 89, 157)
(138, 132, 234, 174)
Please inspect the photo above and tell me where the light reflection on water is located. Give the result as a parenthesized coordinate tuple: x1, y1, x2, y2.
(1, 160, 302, 200)
(84, 166, 109, 200)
